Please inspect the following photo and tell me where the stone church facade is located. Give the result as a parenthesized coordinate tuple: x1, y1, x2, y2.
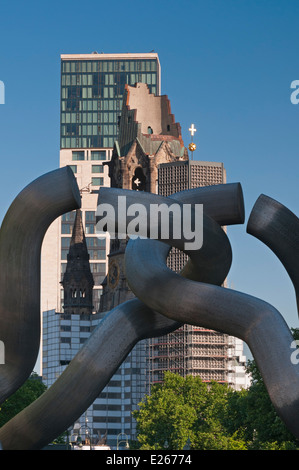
(100, 82, 188, 312)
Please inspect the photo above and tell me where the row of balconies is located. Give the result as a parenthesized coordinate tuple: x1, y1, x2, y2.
(150, 352, 228, 359)
(150, 363, 227, 371)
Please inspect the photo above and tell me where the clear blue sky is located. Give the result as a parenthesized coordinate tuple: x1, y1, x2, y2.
(0, 0, 298, 348)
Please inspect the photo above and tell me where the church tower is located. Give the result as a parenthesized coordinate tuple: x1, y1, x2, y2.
(99, 83, 188, 313)
(61, 209, 94, 315)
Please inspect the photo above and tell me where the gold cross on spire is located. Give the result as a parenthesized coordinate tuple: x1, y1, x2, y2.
(189, 123, 197, 137)
(188, 124, 197, 159)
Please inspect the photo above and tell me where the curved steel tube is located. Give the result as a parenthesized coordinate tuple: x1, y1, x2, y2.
(97, 186, 233, 284)
(171, 182, 245, 226)
(0, 167, 81, 404)
(0, 183, 243, 449)
(125, 197, 299, 440)
(0, 300, 180, 450)
(247, 194, 299, 313)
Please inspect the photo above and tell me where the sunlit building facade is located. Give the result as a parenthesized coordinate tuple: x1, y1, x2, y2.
(41, 52, 161, 316)
(41, 52, 162, 449)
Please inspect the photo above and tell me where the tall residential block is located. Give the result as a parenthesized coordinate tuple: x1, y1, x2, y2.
(41, 53, 162, 449)
(41, 52, 161, 316)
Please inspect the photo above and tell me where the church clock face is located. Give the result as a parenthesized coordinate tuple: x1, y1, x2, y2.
(108, 259, 120, 289)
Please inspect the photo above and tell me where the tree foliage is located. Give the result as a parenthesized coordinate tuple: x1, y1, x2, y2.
(133, 362, 299, 450)
(133, 372, 246, 450)
(0, 372, 47, 427)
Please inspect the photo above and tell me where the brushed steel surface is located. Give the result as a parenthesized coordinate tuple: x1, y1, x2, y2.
(247, 194, 299, 313)
(0, 182, 242, 449)
(125, 195, 299, 441)
(1, 178, 298, 448)
(0, 167, 81, 404)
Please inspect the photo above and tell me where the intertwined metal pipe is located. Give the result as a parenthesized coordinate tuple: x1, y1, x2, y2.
(0, 169, 298, 449)
(0, 167, 81, 404)
(0, 176, 242, 449)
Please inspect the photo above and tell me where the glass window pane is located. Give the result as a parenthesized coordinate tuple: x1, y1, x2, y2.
(61, 224, 72, 234)
(92, 165, 103, 173)
(89, 249, 106, 260)
(72, 151, 84, 161)
(86, 237, 106, 247)
(61, 211, 76, 222)
(85, 224, 94, 234)
(85, 211, 96, 222)
(91, 151, 106, 160)
(91, 177, 103, 186)
(61, 237, 71, 248)
(90, 262, 106, 273)
(61, 249, 69, 260)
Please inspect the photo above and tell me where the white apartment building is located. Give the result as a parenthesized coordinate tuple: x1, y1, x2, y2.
(41, 52, 162, 448)
(41, 52, 161, 316)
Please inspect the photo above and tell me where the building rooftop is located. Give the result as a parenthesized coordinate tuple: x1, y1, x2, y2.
(61, 52, 160, 63)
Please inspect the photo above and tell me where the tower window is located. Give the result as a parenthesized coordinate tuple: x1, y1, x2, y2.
(69, 165, 77, 174)
(92, 177, 104, 186)
(92, 165, 104, 173)
(91, 151, 106, 161)
(72, 151, 84, 161)
(132, 167, 146, 191)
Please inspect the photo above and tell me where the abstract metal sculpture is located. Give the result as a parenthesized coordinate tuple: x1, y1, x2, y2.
(0, 167, 298, 449)
(0, 167, 81, 404)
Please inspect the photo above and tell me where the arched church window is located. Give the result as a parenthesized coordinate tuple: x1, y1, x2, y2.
(132, 166, 146, 191)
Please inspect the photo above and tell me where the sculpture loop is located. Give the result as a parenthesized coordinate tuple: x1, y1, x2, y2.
(0, 168, 298, 449)
(0, 167, 81, 404)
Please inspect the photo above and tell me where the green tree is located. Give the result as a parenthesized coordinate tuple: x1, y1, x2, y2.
(133, 363, 299, 450)
(231, 359, 298, 449)
(133, 372, 246, 450)
(0, 372, 47, 427)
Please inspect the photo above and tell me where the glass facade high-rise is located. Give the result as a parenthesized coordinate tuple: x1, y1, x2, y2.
(41, 52, 162, 449)
(41, 52, 161, 317)
(60, 53, 160, 149)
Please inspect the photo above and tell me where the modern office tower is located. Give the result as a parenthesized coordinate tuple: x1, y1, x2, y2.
(146, 160, 249, 391)
(42, 205, 136, 449)
(41, 52, 161, 317)
(157, 160, 226, 272)
(41, 53, 162, 449)
(60, 53, 161, 151)
(42, 304, 146, 448)
(41, 181, 148, 449)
